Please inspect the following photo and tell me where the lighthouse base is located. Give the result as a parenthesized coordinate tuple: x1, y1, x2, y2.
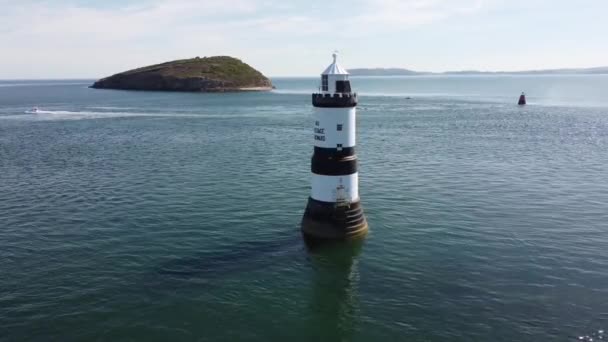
(301, 197, 368, 241)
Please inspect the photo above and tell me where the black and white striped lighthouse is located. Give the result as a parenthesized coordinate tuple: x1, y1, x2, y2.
(301, 53, 368, 240)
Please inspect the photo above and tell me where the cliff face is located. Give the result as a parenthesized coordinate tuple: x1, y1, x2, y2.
(91, 56, 273, 92)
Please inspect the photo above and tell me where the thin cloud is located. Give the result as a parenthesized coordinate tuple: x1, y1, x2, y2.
(0, 0, 496, 77)
(353, 0, 490, 27)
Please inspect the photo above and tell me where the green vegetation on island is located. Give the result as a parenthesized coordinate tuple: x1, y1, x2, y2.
(91, 56, 273, 92)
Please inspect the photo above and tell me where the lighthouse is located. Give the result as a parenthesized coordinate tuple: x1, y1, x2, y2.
(301, 53, 368, 240)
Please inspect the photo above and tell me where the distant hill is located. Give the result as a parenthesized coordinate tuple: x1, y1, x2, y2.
(347, 68, 426, 76)
(92, 56, 272, 92)
(348, 66, 608, 76)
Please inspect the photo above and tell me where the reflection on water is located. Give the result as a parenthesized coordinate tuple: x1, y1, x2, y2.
(157, 232, 302, 278)
(576, 329, 605, 341)
(305, 240, 364, 341)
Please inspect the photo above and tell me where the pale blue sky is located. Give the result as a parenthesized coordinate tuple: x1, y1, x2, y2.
(1, 0, 606, 78)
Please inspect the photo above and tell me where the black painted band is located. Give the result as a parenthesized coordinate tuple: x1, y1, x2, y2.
(302, 196, 367, 239)
(311, 155, 357, 175)
(312, 93, 357, 108)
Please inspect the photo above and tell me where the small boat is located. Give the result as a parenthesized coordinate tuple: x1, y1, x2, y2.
(24, 107, 40, 114)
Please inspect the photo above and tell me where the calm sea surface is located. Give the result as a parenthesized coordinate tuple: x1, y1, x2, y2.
(1, 76, 607, 341)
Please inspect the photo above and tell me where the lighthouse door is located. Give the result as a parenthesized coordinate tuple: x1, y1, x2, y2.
(335, 179, 350, 206)
(336, 185, 345, 201)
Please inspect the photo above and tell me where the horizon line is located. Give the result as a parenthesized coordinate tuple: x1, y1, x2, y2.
(2, 64, 608, 81)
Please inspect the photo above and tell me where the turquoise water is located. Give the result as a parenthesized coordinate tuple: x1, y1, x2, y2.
(1, 76, 607, 341)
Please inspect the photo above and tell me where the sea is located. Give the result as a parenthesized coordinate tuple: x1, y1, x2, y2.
(1, 75, 607, 341)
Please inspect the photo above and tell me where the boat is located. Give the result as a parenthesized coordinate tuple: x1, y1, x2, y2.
(24, 107, 40, 114)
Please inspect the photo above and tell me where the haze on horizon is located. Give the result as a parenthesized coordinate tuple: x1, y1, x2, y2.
(0, 0, 606, 79)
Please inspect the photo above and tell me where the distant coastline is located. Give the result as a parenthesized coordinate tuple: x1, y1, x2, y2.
(348, 66, 608, 76)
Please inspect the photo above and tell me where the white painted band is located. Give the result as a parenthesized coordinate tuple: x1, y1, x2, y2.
(311, 173, 359, 203)
(312, 107, 356, 148)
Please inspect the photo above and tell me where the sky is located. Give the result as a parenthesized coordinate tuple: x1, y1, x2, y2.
(0, 0, 607, 78)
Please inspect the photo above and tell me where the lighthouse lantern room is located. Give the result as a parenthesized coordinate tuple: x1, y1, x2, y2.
(301, 53, 368, 241)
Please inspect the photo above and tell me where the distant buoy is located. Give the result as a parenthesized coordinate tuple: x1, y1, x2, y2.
(518, 92, 527, 105)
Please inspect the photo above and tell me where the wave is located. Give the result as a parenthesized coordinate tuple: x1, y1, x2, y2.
(0, 108, 300, 121)
(88, 106, 136, 111)
(0, 109, 203, 121)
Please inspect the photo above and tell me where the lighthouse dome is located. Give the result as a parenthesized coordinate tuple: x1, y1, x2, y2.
(322, 53, 349, 75)
(318, 53, 353, 95)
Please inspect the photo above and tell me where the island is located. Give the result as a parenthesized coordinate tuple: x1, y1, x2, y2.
(91, 56, 273, 92)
